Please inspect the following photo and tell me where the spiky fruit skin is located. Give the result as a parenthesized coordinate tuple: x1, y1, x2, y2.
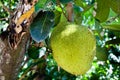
(50, 23, 96, 75)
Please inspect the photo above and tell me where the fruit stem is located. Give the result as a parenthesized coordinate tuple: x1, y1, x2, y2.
(66, 2, 74, 22)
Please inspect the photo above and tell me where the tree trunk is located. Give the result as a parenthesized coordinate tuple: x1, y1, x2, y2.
(0, 32, 30, 80)
(0, 0, 38, 79)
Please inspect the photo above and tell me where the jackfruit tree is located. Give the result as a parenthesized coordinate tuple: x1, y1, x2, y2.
(0, 0, 120, 80)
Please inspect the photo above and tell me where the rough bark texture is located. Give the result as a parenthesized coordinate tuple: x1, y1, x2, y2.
(0, 32, 30, 80)
(0, 0, 37, 79)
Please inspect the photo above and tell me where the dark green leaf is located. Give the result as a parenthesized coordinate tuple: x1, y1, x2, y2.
(96, 45, 108, 61)
(110, 0, 120, 14)
(113, 31, 120, 37)
(60, 0, 73, 4)
(27, 46, 39, 59)
(30, 11, 55, 42)
(106, 38, 120, 44)
(73, 5, 83, 12)
(51, 0, 56, 3)
(95, 0, 110, 22)
(73, 5, 83, 24)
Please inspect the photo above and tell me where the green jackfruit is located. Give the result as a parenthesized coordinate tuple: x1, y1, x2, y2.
(50, 21, 96, 75)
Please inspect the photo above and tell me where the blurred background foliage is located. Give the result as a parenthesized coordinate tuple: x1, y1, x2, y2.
(0, 0, 120, 80)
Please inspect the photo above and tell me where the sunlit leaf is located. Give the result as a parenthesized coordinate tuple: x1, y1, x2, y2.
(94, 21, 104, 40)
(55, 6, 62, 12)
(54, 6, 62, 26)
(102, 24, 120, 31)
(108, 9, 117, 18)
(54, 10, 61, 26)
(74, 0, 83, 7)
(30, 11, 55, 43)
(0, 1, 3, 7)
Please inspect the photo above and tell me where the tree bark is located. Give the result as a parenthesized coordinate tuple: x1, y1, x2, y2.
(0, 0, 40, 79)
(0, 32, 30, 80)
(0, 0, 37, 79)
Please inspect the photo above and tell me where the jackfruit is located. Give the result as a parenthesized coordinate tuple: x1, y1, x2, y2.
(50, 21, 96, 75)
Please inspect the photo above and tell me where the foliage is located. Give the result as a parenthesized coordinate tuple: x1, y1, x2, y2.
(0, 0, 120, 80)
(30, 11, 55, 43)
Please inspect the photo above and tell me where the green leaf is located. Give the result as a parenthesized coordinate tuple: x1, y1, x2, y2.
(113, 31, 120, 37)
(110, 0, 120, 14)
(96, 45, 108, 61)
(106, 38, 120, 44)
(73, 5, 83, 25)
(73, 5, 83, 12)
(94, 21, 104, 40)
(51, 0, 56, 3)
(54, 6, 62, 26)
(35, 0, 47, 12)
(54, 10, 62, 26)
(74, 0, 84, 7)
(55, 6, 62, 12)
(108, 9, 117, 18)
(95, 0, 110, 22)
(30, 11, 55, 43)
(102, 24, 120, 31)
(27, 46, 39, 59)
(0, 1, 3, 7)
(60, 0, 73, 4)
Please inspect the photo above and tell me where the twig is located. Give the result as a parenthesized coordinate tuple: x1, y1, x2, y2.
(106, 14, 120, 24)
(56, 0, 60, 5)
(2, 5, 13, 15)
(66, 2, 73, 22)
(56, 0, 73, 22)
(0, 17, 8, 20)
(18, 58, 45, 80)
(59, 3, 68, 20)
(19, 57, 30, 70)
(9, 0, 12, 12)
(56, 0, 67, 18)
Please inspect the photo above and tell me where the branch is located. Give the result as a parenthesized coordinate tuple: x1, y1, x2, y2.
(66, 2, 74, 22)
(0, 17, 8, 20)
(59, 4, 68, 20)
(56, 0, 60, 5)
(2, 4, 13, 15)
(57, 1, 73, 22)
(106, 14, 120, 23)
